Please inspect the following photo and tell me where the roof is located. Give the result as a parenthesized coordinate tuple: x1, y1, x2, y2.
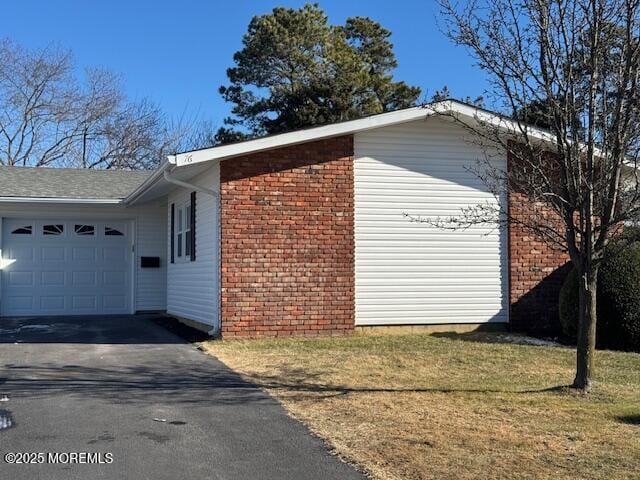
(0, 166, 152, 202)
(166, 99, 555, 168)
(0, 100, 556, 206)
(127, 99, 554, 205)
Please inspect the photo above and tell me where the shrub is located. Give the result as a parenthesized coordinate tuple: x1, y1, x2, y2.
(599, 243, 640, 350)
(558, 242, 640, 351)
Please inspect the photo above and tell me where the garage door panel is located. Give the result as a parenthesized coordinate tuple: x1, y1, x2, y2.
(72, 271, 96, 286)
(42, 246, 65, 262)
(9, 246, 35, 261)
(41, 271, 65, 286)
(103, 271, 125, 286)
(8, 271, 34, 286)
(72, 247, 97, 262)
(6, 296, 33, 311)
(103, 247, 126, 262)
(2, 219, 131, 316)
(40, 296, 65, 311)
(354, 120, 509, 326)
(103, 295, 126, 309)
(72, 296, 97, 310)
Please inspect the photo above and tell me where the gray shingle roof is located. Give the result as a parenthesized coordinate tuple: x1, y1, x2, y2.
(0, 166, 152, 200)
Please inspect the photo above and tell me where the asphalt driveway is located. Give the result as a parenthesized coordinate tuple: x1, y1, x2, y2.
(0, 315, 363, 480)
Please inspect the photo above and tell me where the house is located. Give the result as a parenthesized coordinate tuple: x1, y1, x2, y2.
(0, 100, 569, 337)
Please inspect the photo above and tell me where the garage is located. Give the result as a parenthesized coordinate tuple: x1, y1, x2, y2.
(1, 219, 132, 316)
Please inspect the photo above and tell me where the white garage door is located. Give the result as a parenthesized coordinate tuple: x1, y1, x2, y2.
(354, 118, 509, 326)
(1, 219, 132, 316)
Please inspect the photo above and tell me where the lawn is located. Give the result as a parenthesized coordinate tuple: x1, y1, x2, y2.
(200, 332, 640, 480)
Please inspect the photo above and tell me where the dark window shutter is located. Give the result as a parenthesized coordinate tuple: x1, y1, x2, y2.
(170, 203, 175, 264)
(190, 191, 196, 261)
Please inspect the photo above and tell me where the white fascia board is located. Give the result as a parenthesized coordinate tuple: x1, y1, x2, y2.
(172, 107, 430, 167)
(0, 197, 124, 204)
(436, 102, 611, 158)
(430, 101, 557, 144)
(171, 101, 561, 168)
(127, 101, 566, 202)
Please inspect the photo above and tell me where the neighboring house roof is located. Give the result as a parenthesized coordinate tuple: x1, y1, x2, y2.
(0, 166, 152, 203)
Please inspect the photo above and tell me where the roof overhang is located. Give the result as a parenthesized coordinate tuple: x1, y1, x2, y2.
(170, 106, 435, 167)
(127, 99, 614, 205)
(124, 161, 173, 205)
(124, 160, 216, 205)
(168, 100, 557, 168)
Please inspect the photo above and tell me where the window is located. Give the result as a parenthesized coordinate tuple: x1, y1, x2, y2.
(174, 204, 192, 260)
(185, 205, 192, 257)
(172, 196, 195, 263)
(74, 224, 95, 236)
(105, 226, 124, 236)
(43, 224, 64, 235)
(11, 226, 32, 235)
(177, 208, 183, 257)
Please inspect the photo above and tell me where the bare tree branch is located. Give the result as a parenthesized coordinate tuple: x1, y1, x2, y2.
(436, 0, 640, 391)
(0, 38, 217, 170)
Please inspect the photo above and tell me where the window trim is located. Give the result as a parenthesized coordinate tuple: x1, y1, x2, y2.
(184, 204, 192, 258)
(11, 225, 33, 235)
(74, 224, 95, 236)
(173, 200, 194, 263)
(104, 226, 125, 237)
(42, 224, 64, 236)
(177, 206, 183, 258)
(170, 204, 175, 264)
(189, 191, 196, 261)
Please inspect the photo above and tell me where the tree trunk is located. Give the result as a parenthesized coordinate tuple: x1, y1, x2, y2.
(573, 267, 598, 392)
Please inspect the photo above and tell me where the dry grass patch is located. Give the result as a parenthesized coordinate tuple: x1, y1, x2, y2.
(200, 333, 640, 480)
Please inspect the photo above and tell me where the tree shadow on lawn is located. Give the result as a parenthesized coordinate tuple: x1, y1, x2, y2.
(616, 414, 640, 425)
(431, 331, 569, 347)
(237, 367, 571, 401)
(0, 358, 571, 408)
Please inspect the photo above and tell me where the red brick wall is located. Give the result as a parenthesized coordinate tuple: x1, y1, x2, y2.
(508, 152, 572, 334)
(219, 136, 355, 337)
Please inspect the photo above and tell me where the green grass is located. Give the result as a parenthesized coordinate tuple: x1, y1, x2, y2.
(202, 332, 640, 480)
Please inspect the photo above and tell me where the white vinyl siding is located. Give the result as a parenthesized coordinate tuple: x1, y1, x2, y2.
(354, 117, 508, 326)
(166, 163, 220, 329)
(135, 206, 167, 311)
(0, 202, 167, 315)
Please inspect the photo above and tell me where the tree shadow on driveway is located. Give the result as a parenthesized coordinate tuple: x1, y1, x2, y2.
(0, 315, 198, 344)
(0, 360, 276, 406)
(0, 315, 273, 407)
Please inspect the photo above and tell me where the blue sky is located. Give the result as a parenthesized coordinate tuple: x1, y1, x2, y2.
(3, 0, 488, 127)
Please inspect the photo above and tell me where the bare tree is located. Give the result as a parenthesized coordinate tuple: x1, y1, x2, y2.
(168, 117, 219, 154)
(432, 0, 640, 391)
(0, 38, 208, 170)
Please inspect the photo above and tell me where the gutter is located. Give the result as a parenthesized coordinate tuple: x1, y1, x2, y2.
(162, 170, 218, 197)
(125, 154, 219, 205)
(124, 160, 174, 205)
(0, 197, 123, 204)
